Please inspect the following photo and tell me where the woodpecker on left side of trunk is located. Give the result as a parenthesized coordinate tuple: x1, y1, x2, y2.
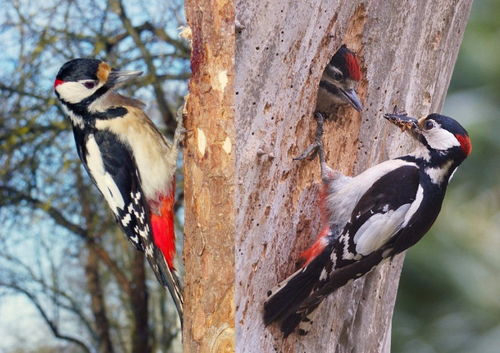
(54, 58, 183, 321)
(264, 111, 471, 337)
(315, 44, 363, 114)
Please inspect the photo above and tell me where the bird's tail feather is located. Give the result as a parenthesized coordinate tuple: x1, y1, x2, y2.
(148, 247, 184, 324)
(263, 259, 325, 327)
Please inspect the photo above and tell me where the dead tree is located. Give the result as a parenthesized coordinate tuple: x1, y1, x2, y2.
(184, 0, 472, 352)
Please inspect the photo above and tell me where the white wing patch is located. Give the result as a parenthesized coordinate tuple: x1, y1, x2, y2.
(326, 159, 417, 229)
(353, 204, 411, 256)
(85, 134, 125, 214)
(121, 213, 131, 227)
(403, 185, 424, 227)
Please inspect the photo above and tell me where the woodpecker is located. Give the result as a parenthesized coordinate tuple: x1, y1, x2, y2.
(264, 111, 471, 336)
(315, 44, 363, 114)
(54, 58, 183, 320)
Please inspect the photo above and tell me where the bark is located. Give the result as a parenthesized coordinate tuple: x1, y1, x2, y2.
(234, 1, 472, 353)
(183, 0, 235, 352)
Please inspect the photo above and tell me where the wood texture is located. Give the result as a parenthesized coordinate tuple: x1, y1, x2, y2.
(183, 0, 235, 352)
(234, 1, 472, 352)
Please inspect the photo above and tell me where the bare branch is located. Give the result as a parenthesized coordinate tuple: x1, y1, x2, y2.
(0, 281, 92, 353)
(0, 186, 132, 295)
(110, 0, 176, 133)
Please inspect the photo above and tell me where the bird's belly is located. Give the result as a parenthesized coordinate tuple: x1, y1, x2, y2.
(130, 138, 176, 202)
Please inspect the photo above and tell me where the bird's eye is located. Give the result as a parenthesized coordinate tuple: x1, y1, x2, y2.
(424, 120, 434, 130)
(83, 81, 97, 89)
(334, 71, 343, 80)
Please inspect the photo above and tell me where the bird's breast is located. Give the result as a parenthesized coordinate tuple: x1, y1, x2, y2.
(95, 109, 177, 203)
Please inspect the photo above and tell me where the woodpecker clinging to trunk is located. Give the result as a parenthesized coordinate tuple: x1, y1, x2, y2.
(264, 111, 471, 336)
(54, 58, 183, 320)
(315, 44, 363, 115)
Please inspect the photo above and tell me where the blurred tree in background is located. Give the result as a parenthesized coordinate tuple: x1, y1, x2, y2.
(0, 1, 189, 352)
(393, 0, 500, 352)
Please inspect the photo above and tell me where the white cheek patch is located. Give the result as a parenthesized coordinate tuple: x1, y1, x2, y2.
(56, 82, 91, 103)
(56, 81, 101, 104)
(424, 124, 461, 151)
(85, 135, 125, 214)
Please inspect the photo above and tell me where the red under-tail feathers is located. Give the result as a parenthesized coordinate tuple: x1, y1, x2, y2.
(300, 183, 330, 265)
(300, 226, 329, 266)
(150, 181, 176, 269)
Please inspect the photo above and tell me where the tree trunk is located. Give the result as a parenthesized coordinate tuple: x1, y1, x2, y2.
(183, 0, 235, 352)
(184, 0, 472, 352)
(234, 1, 472, 353)
(85, 244, 115, 353)
(130, 251, 150, 353)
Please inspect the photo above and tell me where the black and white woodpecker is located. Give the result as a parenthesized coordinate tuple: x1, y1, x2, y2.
(315, 44, 363, 114)
(54, 58, 183, 320)
(264, 111, 471, 336)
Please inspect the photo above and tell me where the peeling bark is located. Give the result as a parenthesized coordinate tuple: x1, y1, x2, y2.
(183, 0, 235, 352)
(234, 1, 472, 352)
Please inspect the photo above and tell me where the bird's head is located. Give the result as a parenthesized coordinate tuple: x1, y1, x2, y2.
(322, 45, 363, 111)
(54, 58, 142, 106)
(384, 112, 471, 163)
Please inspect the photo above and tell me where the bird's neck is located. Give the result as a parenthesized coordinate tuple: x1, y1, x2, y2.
(401, 146, 462, 188)
(88, 91, 145, 113)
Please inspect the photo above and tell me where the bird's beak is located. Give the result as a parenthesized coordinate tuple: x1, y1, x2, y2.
(339, 88, 363, 112)
(383, 112, 420, 137)
(107, 69, 143, 87)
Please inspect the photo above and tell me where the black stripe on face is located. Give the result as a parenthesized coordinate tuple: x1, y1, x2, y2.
(319, 80, 341, 96)
(61, 96, 128, 124)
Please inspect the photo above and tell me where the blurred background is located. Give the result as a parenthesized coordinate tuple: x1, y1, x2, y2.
(0, 0, 498, 352)
(393, 1, 500, 352)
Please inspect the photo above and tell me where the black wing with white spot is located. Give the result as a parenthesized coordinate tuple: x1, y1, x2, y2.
(265, 165, 421, 336)
(335, 164, 420, 263)
(78, 128, 151, 251)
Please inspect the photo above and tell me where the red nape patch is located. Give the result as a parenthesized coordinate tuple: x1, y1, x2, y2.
(456, 134, 472, 156)
(54, 79, 64, 88)
(345, 52, 362, 81)
(150, 185, 176, 269)
(300, 226, 330, 266)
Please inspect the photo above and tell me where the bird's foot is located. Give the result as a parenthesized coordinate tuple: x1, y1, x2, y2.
(294, 112, 326, 164)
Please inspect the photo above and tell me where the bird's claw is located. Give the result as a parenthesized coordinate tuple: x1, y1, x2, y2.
(294, 112, 326, 163)
(294, 142, 320, 161)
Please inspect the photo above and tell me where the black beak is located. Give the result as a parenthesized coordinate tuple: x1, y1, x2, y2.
(339, 88, 363, 112)
(383, 112, 419, 133)
(108, 69, 143, 87)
